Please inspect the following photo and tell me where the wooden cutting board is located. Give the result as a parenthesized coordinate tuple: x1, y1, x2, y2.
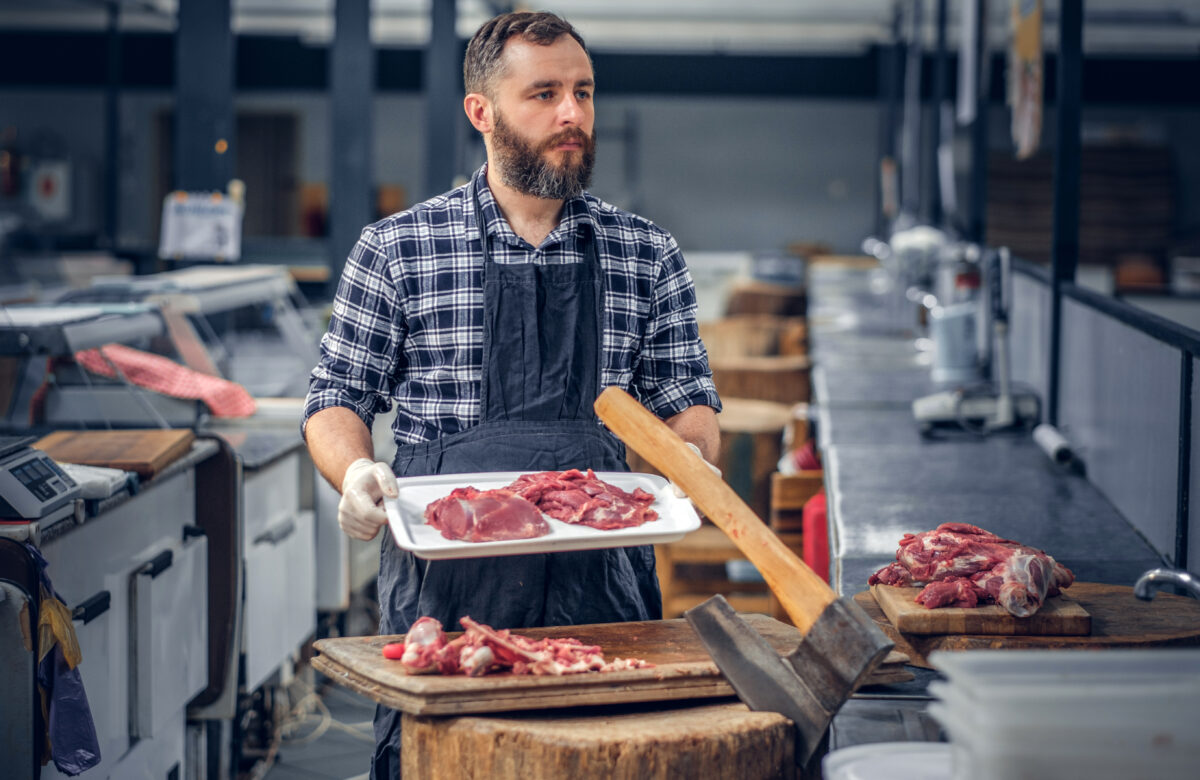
(312, 614, 909, 717)
(35, 429, 195, 479)
(856, 582, 1200, 669)
(870, 583, 1091, 636)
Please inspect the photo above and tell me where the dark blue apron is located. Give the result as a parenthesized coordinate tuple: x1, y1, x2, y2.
(370, 193, 661, 778)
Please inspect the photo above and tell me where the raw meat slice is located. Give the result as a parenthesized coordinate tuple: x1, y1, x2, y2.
(914, 576, 984, 609)
(424, 486, 550, 543)
(868, 522, 1075, 618)
(870, 561, 915, 587)
(507, 468, 658, 530)
(381, 615, 654, 677)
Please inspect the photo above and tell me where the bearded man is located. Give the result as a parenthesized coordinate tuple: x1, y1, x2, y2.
(302, 12, 721, 776)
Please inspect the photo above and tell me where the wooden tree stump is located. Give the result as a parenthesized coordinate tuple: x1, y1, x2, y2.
(401, 701, 795, 780)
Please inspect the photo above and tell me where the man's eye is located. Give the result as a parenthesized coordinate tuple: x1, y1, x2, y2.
(536, 91, 553, 100)
(576, 91, 592, 100)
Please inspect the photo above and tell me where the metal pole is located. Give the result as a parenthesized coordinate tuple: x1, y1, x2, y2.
(900, 0, 923, 218)
(1047, 0, 1083, 426)
(424, 0, 459, 200)
(104, 1, 120, 249)
(174, 0, 234, 192)
(966, 0, 989, 244)
(329, 0, 374, 291)
(928, 0, 948, 226)
(1176, 352, 1192, 570)
(876, 1, 904, 235)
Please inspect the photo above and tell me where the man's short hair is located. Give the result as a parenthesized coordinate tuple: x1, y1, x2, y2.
(464, 11, 589, 97)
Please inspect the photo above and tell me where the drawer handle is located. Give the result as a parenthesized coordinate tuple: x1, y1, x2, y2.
(254, 518, 296, 546)
(139, 549, 174, 579)
(72, 590, 111, 624)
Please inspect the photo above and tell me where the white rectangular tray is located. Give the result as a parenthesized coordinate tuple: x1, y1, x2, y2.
(384, 471, 700, 560)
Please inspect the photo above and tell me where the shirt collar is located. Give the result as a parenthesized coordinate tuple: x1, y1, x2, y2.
(466, 163, 595, 247)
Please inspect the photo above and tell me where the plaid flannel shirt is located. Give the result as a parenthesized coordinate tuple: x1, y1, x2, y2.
(303, 165, 720, 446)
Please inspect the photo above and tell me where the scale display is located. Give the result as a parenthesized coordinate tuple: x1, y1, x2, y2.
(0, 436, 80, 520)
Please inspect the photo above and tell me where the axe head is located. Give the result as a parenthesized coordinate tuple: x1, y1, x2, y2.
(685, 594, 893, 763)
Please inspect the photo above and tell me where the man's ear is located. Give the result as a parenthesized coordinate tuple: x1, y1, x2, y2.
(464, 93, 493, 133)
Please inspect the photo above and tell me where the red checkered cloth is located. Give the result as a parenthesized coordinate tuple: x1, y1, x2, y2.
(75, 343, 256, 418)
(792, 438, 823, 471)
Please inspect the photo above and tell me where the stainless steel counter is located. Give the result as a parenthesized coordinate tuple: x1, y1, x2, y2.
(808, 262, 1166, 750)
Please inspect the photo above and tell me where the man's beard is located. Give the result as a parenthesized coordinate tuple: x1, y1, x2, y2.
(492, 113, 595, 200)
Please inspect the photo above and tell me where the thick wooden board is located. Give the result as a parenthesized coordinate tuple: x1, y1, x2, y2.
(870, 583, 1091, 636)
(313, 614, 909, 716)
(856, 582, 1200, 669)
(35, 429, 195, 479)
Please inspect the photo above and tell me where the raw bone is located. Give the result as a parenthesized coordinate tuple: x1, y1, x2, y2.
(392, 616, 653, 676)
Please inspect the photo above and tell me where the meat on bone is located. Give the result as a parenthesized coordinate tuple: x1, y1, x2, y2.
(869, 522, 1075, 617)
(391, 616, 653, 676)
(972, 551, 1064, 617)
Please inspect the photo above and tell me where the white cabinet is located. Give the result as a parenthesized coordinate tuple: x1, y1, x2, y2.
(37, 459, 206, 780)
(70, 582, 119, 763)
(130, 532, 208, 738)
(244, 509, 315, 690)
(241, 452, 315, 691)
(0, 579, 37, 778)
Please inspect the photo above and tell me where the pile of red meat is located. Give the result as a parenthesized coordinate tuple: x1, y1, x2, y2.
(868, 522, 1075, 617)
(424, 469, 658, 543)
(381, 616, 654, 677)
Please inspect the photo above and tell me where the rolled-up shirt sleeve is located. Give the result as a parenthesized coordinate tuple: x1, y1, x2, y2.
(302, 226, 404, 437)
(632, 237, 722, 419)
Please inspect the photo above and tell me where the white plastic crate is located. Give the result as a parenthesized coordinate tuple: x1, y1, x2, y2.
(931, 702, 1196, 780)
(928, 649, 1200, 780)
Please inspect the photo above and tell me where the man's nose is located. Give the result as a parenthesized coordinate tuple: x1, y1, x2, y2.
(558, 94, 585, 125)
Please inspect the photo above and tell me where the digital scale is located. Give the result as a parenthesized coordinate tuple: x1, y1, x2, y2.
(0, 436, 81, 536)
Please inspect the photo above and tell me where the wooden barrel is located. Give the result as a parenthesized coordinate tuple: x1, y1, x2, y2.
(808, 254, 880, 269)
(627, 398, 792, 522)
(724, 279, 806, 317)
(400, 701, 795, 779)
(710, 355, 810, 406)
(699, 315, 807, 361)
(715, 399, 793, 521)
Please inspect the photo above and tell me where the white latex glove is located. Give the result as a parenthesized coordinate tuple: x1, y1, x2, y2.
(667, 442, 722, 499)
(338, 458, 400, 541)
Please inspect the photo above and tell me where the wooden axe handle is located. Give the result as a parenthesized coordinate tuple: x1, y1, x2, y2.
(595, 387, 835, 632)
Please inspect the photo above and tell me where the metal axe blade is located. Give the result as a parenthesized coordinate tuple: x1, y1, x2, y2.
(685, 594, 894, 763)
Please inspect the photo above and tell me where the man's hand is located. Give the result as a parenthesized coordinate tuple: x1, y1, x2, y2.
(667, 442, 722, 499)
(338, 458, 400, 541)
